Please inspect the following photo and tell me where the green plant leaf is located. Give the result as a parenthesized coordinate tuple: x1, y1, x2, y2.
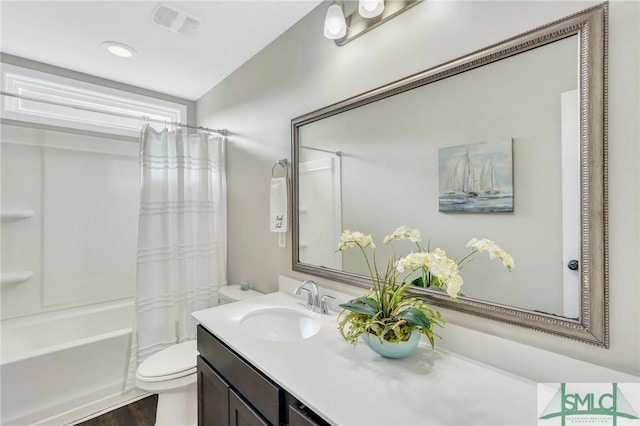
(389, 283, 410, 309)
(353, 296, 380, 311)
(410, 276, 424, 287)
(395, 307, 431, 329)
(421, 327, 436, 348)
(339, 302, 377, 317)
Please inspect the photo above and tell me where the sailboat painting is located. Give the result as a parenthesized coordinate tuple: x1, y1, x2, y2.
(438, 139, 513, 213)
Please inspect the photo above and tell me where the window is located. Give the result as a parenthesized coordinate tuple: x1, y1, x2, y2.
(1, 63, 187, 137)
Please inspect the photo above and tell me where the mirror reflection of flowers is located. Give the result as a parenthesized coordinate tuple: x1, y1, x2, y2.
(337, 226, 514, 348)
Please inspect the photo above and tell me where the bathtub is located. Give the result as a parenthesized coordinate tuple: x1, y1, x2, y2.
(1, 299, 140, 425)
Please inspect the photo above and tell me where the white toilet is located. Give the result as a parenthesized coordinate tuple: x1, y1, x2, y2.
(136, 284, 263, 426)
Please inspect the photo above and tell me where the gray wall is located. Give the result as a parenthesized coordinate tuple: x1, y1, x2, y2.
(197, 1, 640, 376)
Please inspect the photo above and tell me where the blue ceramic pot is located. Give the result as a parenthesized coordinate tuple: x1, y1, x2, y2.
(361, 330, 420, 359)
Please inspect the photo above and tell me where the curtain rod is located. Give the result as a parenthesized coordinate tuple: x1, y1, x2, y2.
(0, 90, 227, 136)
(301, 146, 342, 156)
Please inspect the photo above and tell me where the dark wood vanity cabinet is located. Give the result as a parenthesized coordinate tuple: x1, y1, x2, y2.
(197, 325, 328, 426)
(286, 403, 327, 426)
(228, 388, 270, 426)
(197, 356, 230, 426)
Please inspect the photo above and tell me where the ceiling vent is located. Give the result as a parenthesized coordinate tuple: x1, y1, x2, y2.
(151, 3, 200, 35)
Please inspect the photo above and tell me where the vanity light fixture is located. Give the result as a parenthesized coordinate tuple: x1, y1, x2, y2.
(359, 0, 384, 18)
(323, 0, 423, 46)
(323, 1, 347, 40)
(102, 41, 136, 58)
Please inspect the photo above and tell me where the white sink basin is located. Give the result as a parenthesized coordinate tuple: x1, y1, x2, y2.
(239, 308, 321, 341)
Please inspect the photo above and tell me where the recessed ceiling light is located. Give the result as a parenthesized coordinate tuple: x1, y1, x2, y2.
(102, 41, 136, 58)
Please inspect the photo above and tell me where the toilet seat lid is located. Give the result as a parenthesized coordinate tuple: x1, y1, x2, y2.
(137, 340, 197, 379)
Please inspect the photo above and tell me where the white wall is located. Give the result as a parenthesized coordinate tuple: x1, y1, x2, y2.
(197, 1, 640, 377)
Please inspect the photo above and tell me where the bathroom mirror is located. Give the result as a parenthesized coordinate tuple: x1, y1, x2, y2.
(292, 4, 607, 346)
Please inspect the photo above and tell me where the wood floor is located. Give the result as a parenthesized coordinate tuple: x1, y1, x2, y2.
(76, 395, 157, 426)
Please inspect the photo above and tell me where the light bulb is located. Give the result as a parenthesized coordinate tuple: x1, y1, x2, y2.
(102, 41, 136, 58)
(363, 1, 377, 11)
(359, 0, 384, 18)
(324, 3, 347, 40)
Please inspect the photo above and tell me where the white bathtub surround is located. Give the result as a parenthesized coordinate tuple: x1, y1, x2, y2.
(0, 123, 139, 319)
(0, 300, 140, 426)
(126, 125, 228, 389)
(1, 123, 143, 424)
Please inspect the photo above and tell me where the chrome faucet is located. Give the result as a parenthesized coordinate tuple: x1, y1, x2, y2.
(294, 279, 319, 311)
(319, 294, 336, 314)
(294, 279, 336, 314)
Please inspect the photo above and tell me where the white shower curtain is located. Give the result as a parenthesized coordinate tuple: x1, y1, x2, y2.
(126, 125, 226, 390)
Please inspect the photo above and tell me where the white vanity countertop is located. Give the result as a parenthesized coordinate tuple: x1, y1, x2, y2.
(192, 291, 539, 426)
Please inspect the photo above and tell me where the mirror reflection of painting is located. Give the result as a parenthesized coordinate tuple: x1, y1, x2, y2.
(438, 139, 513, 212)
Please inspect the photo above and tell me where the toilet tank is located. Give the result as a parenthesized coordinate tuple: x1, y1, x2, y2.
(218, 285, 262, 305)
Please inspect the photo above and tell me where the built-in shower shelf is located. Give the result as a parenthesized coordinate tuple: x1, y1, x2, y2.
(1, 271, 34, 286)
(1, 209, 35, 221)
